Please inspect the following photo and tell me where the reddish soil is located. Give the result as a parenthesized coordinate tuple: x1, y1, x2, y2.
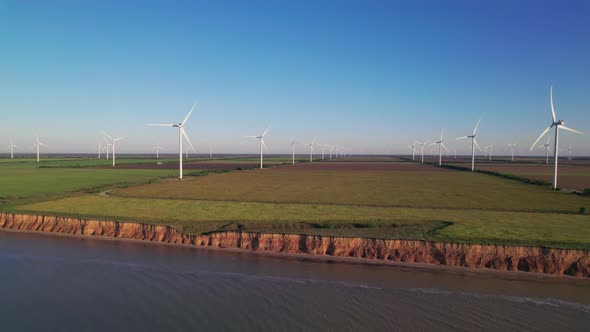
(474, 164, 590, 191)
(284, 162, 446, 171)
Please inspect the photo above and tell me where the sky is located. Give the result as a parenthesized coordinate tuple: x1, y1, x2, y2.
(1, 0, 589, 155)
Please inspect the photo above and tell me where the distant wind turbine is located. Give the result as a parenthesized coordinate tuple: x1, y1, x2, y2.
(568, 145, 573, 161)
(148, 103, 196, 179)
(97, 143, 103, 159)
(486, 145, 494, 161)
(8, 137, 16, 159)
(507, 144, 517, 162)
(153, 144, 163, 159)
(416, 140, 430, 164)
(307, 138, 317, 162)
(33, 136, 47, 163)
(431, 129, 448, 166)
(246, 127, 270, 169)
(529, 86, 583, 189)
(103, 132, 125, 167)
(408, 143, 416, 161)
(456, 119, 482, 172)
(537, 137, 552, 164)
(290, 137, 296, 165)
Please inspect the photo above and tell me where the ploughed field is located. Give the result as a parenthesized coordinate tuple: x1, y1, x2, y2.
(7, 157, 590, 250)
(455, 163, 590, 191)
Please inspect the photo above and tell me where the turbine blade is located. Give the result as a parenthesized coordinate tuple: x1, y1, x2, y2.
(440, 129, 444, 141)
(102, 131, 113, 140)
(550, 86, 556, 123)
(441, 143, 448, 151)
(244, 136, 258, 138)
(560, 125, 583, 134)
(473, 119, 481, 135)
(149, 124, 175, 127)
(529, 126, 552, 151)
(262, 127, 271, 137)
(181, 128, 196, 152)
(181, 102, 197, 126)
(473, 138, 482, 152)
(261, 138, 268, 152)
(456, 136, 468, 140)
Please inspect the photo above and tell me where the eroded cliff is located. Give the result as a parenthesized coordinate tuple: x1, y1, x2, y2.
(1, 212, 589, 277)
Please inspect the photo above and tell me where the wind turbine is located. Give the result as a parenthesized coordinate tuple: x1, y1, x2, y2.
(408, 143, 416, 161)
(97, 143, 103, 159)
(486, 145, 494, 161)
(537, 137, 552, 164)
(290, 137, 296, 165)
(507, 144, 517, 162)
(416, 140, 430, 164)
(8, 137, 16, 159)
(104, 138, 111, 160)
(307, 138, 317, 162)
(431, 130, 448, 166)
(456, 119, 482, 172)
(246, 127, 270, 169)
(153, 144, 163, 159)
(530, 86, 583, 189)
(103, 133, 125, 167)
(33, 136, 47, 163)
(148, 103, 196, 179)
(209, 144, 213, 159)
(568, 145, 573, 161)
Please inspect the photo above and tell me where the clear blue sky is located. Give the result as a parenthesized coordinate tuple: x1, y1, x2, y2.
(1, 0, 589, 155)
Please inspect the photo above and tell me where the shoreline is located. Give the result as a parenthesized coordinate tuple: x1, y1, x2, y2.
(1, 212, 589, 280)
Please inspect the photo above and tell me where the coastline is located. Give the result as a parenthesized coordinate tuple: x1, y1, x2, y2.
(1, 212, 589, 279)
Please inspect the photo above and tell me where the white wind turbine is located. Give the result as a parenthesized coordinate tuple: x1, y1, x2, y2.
(97, 143, 103, 159)
(103, 133, 125, 167)
(153, 144, 163, 159)
(486, 145, 494, 161)
(209, 144, 213, 159)
(537, 137, 552, 164)
(456, 119, 482, 172)
(307, 138, 317, 162)
(104, 138, 111, 160)
(33, 136, 47, 163)
(507, 144, 517, 162)
(148, 103, 196, 179)
(416, 140, 430, 164)
(8, 137, 16, 159)
(408, 143, 416, 161)
(246, 127, 270, 169)
(431, 130, 448, 166)
(530, 86, 583, 189)
(290, 137, 296, 165)
(568, 145, 573, 161)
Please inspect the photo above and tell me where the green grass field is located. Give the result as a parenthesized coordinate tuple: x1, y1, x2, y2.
(112, 167, 590, 213)
(3, 157, 590, 249)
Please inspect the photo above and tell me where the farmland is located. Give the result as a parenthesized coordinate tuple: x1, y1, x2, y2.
(4, 157, 589, 250)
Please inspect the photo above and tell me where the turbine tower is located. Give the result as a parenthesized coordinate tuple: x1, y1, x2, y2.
(486, 145, 494, 161)
(103, 133, 125, 167)
(416, 140, 430, 164)
(148, 103, 196, 179)
(97, 143, 103, 159)
(408, 143, 416, 161)
(568, 145, 573, 161)
(246, 127, 270, 169)
(290, 137, 296, 165)
(456, 119, 482, 172)
(537, 137, 551, 164)
(507, 144, 517, 162)
(530, 86, 583, 189)
(307, 138, 317, 162)
(153, 144, 162, 159)
(33, 136, 47, 163)
(431, 130, 448, 166)
(8, 137, 16, 159)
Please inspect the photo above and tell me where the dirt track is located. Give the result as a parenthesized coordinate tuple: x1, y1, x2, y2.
(285, 161, 446, 171)
(474, 164, 590, 190)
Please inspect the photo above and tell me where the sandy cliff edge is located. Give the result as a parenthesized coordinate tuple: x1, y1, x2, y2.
(1, 212, 589, 278)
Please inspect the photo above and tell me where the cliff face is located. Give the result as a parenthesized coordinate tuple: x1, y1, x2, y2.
(1, 212, 589, 278)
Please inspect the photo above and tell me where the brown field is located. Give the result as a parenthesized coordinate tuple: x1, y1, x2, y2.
(468, 164, 590, 191)
(106, 161, 268, 171)
(285, 161, 446, 171)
